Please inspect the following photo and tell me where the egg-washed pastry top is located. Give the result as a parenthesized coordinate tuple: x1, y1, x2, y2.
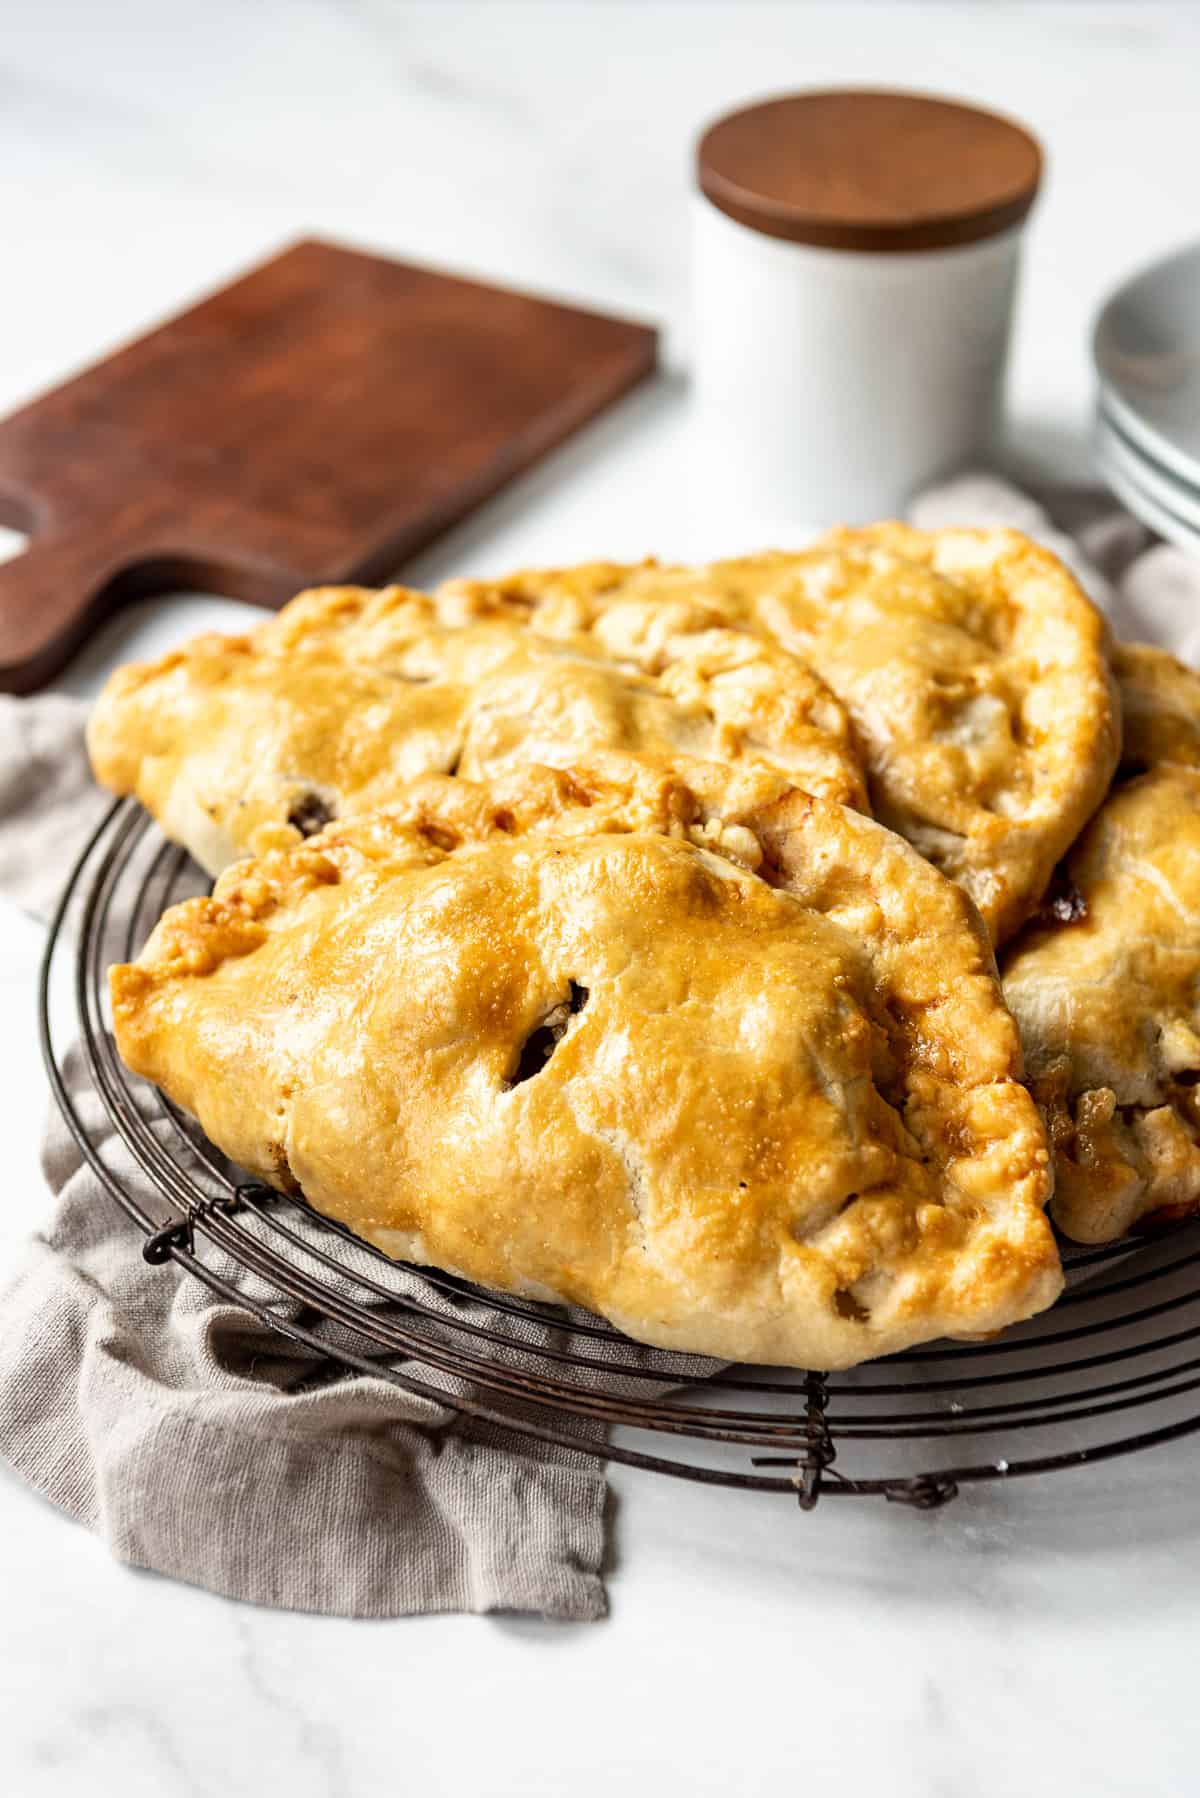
(110, 759, 1061, 1371)
(1111, 640, 1200, 774)
(439, 525, 1120, 944)
(1003, 644, 1200, 1243)
(86, 584, 867, 877)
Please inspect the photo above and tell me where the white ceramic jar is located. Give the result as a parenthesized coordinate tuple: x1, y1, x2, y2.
(691, 91, 1042, 529)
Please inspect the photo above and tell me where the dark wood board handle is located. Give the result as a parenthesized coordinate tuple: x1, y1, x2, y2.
(0, 519, 153, 695)
(0, 238, 657, 694)
(0, 519, 308, 694)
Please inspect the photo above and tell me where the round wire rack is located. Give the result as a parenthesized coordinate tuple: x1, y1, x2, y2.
(39, 798, 1200, 1512)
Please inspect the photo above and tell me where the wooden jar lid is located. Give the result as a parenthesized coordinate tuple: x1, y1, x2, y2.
(696, 90, 1042, 253)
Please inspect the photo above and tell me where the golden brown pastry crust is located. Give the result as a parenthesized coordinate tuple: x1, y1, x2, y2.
(111, 763, 1061, 1370)
(1003, 645, 1200, 1242)
(440, 527, 1121, 944)
(86, 584, 867, 876)
(1112, 641, 1200, 775)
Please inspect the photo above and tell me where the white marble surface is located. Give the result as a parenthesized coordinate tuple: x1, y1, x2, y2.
(4, 3, 1200, 1794)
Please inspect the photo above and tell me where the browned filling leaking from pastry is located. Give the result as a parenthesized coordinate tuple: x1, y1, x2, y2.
(1029, 863, 1088, 928)
(505, 982, 589, 1089)
(286, 789, 338, 838)
(1032, 1063, 1200, 1240)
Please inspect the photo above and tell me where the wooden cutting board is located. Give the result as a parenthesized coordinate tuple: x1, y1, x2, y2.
(0, 238, 657, 692)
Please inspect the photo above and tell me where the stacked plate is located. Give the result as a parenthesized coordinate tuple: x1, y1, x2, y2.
(1094, 240, 1200, 552)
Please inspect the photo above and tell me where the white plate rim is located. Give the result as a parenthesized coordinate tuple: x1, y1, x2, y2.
(1095, 424, 1200, 555)
(1097, 374, 1200, 493)
(1093, 237, 1200, 490)
(1096, 406, 1200, 533)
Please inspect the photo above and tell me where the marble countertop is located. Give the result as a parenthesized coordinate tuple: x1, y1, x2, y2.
(4, 4, 1200, 1794)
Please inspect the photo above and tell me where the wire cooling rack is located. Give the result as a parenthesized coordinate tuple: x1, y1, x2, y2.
(38, 797, 1200, 1511)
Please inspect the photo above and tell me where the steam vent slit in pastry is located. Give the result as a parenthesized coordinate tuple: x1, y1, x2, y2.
(109, 761, 1062, 1371)
(1003, 643, 1200, 1243)
(439, 526, 1121, 945)
(86, 583, 869, 877)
